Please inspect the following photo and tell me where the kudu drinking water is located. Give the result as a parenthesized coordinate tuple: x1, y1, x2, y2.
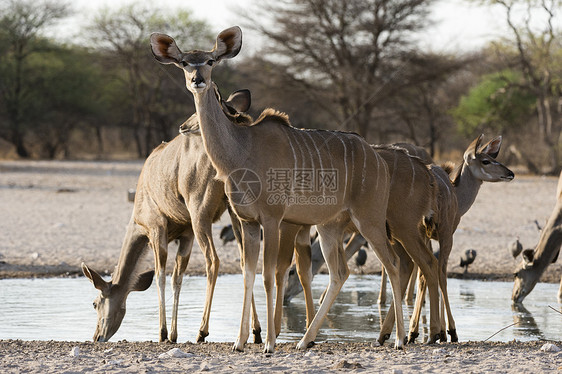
(513, 171, 562, 304)
(82, 88, 264, 344)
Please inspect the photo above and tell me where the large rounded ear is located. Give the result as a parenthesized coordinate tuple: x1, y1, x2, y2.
(150, 33, 182, 64)
(463, 134, 483, 163)
(226, 89, 251, 113)
(479, 135, 502, 159)
(131, 270, 154, 292)
(82, 262, 110, 293)
(212, 26, 242, 62)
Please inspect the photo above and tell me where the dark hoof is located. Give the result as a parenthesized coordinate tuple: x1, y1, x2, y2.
(196, 330, 209, 343)
(159, 329, 168, 343)
(378, 333, 390, 346)
(407, 332, 419, 344)
(429, 333, 441, 344)
(439, 331, 447, 343)
(448, 329, 458, 342)
(307, 341, 316, 348)
(253, 328, 263, 344)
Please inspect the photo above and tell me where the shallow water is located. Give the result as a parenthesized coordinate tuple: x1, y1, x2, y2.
(0, 274, 560, 343)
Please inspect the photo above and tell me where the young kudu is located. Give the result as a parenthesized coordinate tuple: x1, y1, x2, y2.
(403, 135, 515, 343)
(150, 27, 405, 353)
(82, 90, 264, 344)
(513, 171, 562, 304)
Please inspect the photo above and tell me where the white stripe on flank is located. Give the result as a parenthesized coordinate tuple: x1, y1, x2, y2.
(305, 131, 324, 171)
(408, 155, 416, 197)
(317, 131, 334, 172)
(391, 151, 399, 188)
(284, 130, 298, 194)
(349, 136, 355, 190)
(360, 141, 368, 193)
(297, 131, 315, 169)
(335, 133, 348, 199)
(304, 131, 326, 199)
(435, 171, 451, 196)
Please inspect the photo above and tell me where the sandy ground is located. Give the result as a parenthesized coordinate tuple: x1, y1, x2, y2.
(1, 340, 561, 373)
(1, 160, 561, 373)
(0, 159, 560, 281)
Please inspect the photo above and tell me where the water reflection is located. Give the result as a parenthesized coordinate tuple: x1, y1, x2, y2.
(511, 303, 544, 340)
(0, 275, 560, 343)
(459, 285, 476, 304)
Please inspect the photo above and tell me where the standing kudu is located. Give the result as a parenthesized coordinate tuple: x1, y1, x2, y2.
(82, 89, 264, 344)
(513, 171, 562, 304)
(276, 145, 444, 344)
(150, 26, 406, 353)
(404, 135, 515, 343)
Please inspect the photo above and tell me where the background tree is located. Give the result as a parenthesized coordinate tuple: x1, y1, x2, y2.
(471, 0, 562, 173)
(241, 0, 437, 143)
(0, 0, 69, 157)
(85, 4, 212, 157)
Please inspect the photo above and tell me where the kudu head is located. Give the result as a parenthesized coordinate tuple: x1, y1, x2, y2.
(513, 171, 562, 304)
(462, 135, 515, 182)
(82, 263, 154, 342)
(512, 255, 538, 304)
(179, 87, 251, 135)
(150, 26, 242, 95)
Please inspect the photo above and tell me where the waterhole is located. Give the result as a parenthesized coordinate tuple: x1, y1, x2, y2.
(1, 274, 560, 343)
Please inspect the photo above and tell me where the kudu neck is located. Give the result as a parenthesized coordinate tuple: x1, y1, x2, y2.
(193, 86, 250, 179)
(455, 163, 483, 217)
(112, 223, 148, 286)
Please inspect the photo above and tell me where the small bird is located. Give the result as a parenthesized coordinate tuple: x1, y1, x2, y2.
(510, 237, 523, 258)
(460, 249, 477, 273)
(355, 248, 367, 273)
(219, 224, 236, 245)
(522, 248, 535, 264)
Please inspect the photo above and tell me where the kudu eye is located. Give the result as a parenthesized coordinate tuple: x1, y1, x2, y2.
(207, 59, 215, 66)
(180, 61, 188, 67)
(482, 159, 491, 165)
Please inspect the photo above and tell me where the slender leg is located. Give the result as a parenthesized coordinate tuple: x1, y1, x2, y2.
(405, 263, 418, 305)
(359, 223, 405, 349)
(274, 223, 300, 337)
(191, 219, 220, 343)
(378, 241, 414, 345)
(408, 269, 426, 343)
(438, 237, 457, 342)
(229, 209, 262, 343)
(378, 266, 388, 304)
(261, 219, 281, 353)
(297, 224, 348, 350)
(233, 220, 261, 352)
(170, 230, 194, 343)
(150, 225, 169, 342)
(294, 226, 315, 329)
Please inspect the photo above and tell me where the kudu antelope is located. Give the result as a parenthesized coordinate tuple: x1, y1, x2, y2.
(513, 171, 562, 304)
(402, 135, 514, 343)
(150, 26, 406, 352)
(276, 145, 444, 344)
(82, 89, 265, 344)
